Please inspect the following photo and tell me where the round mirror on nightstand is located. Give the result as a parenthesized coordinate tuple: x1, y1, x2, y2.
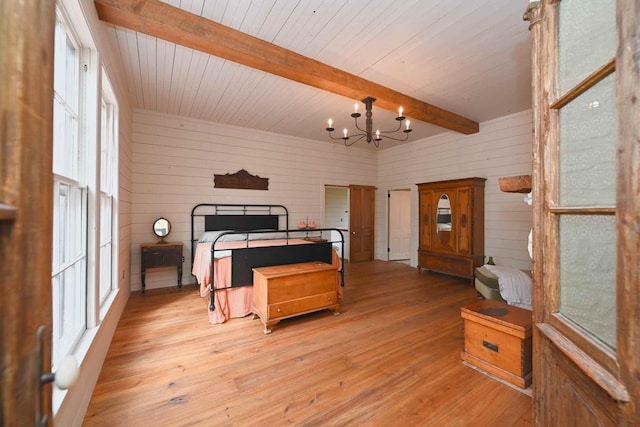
(153, 217, 171, 243)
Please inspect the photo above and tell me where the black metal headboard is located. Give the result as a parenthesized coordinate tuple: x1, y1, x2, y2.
(204, 214, 278, 232)
(190, 203, 289, 266)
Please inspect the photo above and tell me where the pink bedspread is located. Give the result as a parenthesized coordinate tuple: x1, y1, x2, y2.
(192, 239, 342, 324)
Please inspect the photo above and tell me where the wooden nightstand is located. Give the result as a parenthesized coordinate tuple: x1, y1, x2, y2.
(140, 242, 183, 294)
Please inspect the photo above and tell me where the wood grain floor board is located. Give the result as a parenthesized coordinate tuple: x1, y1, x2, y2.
(83, 260, 532, 426)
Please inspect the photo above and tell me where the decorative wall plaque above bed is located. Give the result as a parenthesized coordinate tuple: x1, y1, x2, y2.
(214, 169, 269, 190)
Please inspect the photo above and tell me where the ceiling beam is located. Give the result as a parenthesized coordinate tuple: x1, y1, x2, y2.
(94, 0, 479, 135)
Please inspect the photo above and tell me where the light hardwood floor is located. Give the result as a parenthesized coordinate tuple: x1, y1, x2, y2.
(83, 260, 533, 426)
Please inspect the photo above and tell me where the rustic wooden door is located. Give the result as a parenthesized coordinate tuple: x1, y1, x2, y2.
(349, 185, 375, 262)
(1, 1, 56, 425)
(526, 1, 639, 425)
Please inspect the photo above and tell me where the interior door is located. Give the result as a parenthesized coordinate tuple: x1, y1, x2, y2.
(527, 1, 639, 424)
(1, 1, 55, 425)
(349, 185, 375, 262)
(388, 189, 411, 260)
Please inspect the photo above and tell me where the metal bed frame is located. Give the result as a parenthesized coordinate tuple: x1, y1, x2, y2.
(190, 203, 345, 311)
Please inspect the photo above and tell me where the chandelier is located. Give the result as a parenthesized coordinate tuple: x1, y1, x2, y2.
(325, 96, 412, 148)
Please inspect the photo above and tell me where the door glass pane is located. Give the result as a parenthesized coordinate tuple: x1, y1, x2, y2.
(559, 73, 616, 206)
(558, 0, 616, 94)
(559, 215, 616, 349)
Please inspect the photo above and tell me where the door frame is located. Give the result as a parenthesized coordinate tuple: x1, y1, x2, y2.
(527, 1, 639, 424)
(1, 1, 56, 425)
(387, 188, 411, 261)
(323, 184, 350, 261)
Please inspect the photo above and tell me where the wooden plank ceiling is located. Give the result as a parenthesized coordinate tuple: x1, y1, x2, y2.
(95, 0, 532, 148)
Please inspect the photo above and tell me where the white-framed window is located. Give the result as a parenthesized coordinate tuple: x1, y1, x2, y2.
(99, 72, 118, 309)
(51, 2, 119, 370)
(52, 9, 87, 367)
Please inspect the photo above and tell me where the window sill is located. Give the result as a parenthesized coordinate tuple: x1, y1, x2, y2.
(52, 288, 119, 416)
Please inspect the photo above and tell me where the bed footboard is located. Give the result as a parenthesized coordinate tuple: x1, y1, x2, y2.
(208, 234, 344, 312)
(230, 242, 333, 286)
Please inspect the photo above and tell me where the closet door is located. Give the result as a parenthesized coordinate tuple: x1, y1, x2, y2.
(527, 0, 639, 424)
(455, 186, 471, 256)
(349, 185, 375, 262)
(418, 188, 435, 252)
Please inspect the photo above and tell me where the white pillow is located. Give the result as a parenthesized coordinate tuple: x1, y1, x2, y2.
(198, 231, 247, 243)
(483, 264, 533, 311)
(248, 231, 287, 240)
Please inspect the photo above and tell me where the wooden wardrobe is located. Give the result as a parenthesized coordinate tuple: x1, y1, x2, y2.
(417, 177, 486, 280)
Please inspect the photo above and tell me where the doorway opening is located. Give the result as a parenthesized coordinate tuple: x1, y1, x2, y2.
(324, 185, 350, 261)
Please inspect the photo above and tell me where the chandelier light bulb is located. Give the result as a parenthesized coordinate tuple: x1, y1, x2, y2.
(343, 128, 348, 137)
(328, 118, 333, 127)
(354, 102, 359, 113)
(398, 106, 403, 117)
(376, 129, 380, 138)
(406, 119, 410, 129)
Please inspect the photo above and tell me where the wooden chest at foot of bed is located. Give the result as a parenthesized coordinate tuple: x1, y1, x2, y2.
(461, 300, 532, 388)
(252, 262, 340, 334)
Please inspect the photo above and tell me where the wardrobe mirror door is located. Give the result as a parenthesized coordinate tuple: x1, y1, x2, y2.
(436, 194, 452, 246)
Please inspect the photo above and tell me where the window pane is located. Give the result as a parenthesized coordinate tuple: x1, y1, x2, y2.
(558, 0, 616, 94)
(99, 75, 118, 308)
(100, 100, 114, 195)
(69, 185, 85, 259)
(559, 215, 616, 349)
(100, 194, 111, 244)
(66, 111, 78, 180)
(65, 36, 78, 111)
(53, 100, 65, 175)
(99, 242, 112, 303)
(58, 182, 69, 265)
(53, 18, 65, 101)
(559, 73, 616, 206)
(52, 13, 79, 182)
(52, 256, 87, 365)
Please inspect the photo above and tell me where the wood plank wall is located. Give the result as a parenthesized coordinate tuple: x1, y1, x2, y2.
(131, 110, 377, 291)
(377, 110, 533, 270)
(131, 109, 533, 292)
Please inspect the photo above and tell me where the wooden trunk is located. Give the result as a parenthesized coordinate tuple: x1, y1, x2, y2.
(252, 262, 340, 334)
(461, 300, 532, 389)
